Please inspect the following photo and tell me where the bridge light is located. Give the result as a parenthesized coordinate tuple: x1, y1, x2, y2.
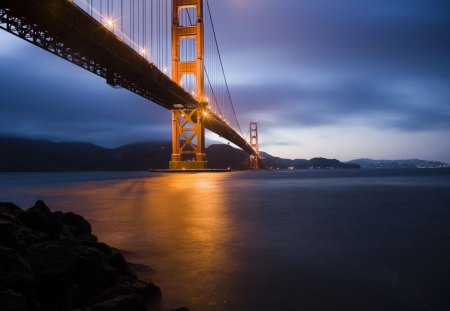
(105, 18, 114, 29)
(140, 48, 147, 56)
(163, 67, 168, 73)
(203, 111, 208, 116)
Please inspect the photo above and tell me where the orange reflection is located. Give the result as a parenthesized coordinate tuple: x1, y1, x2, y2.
(19, 172, 236, 310)
(134, 173, 234, 309)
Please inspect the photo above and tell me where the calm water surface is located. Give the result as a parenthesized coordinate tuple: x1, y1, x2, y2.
(1, 169, 450, 311)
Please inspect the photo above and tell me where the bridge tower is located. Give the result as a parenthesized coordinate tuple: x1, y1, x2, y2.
(249, 122, 260, 169)
(170, 0, 207, 170)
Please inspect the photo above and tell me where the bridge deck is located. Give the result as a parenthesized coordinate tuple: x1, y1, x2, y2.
(0, 0, 256, 156)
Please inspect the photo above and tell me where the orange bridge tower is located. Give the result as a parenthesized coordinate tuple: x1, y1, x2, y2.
(170, 0, 207, 170)
(249, 122, 259, 169)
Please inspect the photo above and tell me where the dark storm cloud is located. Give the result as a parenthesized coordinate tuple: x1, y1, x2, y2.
(232, 75, 450, 131)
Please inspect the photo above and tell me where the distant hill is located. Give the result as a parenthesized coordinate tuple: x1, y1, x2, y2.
(259, 152, 360, 169)
(0, 136, 249, 171)
(348, 158, 449, 169)
(0, 136, 361, 172)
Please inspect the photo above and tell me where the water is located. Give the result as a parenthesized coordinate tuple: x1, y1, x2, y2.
(1, 169, 450, 311)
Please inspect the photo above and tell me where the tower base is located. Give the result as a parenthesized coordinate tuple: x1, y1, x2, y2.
(169, 161, 208, 170)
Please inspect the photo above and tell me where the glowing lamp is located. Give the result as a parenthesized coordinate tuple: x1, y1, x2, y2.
(105, 18, 114, 28)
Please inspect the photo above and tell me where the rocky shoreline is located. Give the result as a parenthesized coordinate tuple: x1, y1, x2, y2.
(0, 201, 188, 311)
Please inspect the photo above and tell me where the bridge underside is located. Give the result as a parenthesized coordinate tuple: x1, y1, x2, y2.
(0, 0, 256, 157)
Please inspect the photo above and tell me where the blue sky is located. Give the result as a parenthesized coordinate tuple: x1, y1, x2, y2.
(0, 0, 449, 162)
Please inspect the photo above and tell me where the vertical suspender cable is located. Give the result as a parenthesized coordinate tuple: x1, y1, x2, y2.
(138, 0, 140, 50)
(151, 0, 153, 62)
(130, 0, 133, 48)
(144, 0, 146, 56)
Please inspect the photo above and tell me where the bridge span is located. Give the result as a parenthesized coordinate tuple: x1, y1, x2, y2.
(0, 0, 260, 168)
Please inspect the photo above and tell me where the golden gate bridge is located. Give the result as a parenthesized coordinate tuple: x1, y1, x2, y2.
(0, 0, 260, 170)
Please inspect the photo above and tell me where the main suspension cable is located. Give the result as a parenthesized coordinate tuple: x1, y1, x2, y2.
(205, 0, 243, 136)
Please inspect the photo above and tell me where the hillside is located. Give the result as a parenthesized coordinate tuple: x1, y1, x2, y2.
(0, 137, 249, 171)
(260, 152, 360, 169)
(349, 158, 449, 169)
(0, 136, 361, 171)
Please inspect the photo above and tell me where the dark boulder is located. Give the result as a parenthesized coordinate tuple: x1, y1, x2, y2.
(91, 281, 161, 307)
(82, 241, 115, 258)
(0, 246, 36, 296)
(28, 240, 79, 284)
(110, 252, 129, 273)
(0, 201, 185, 311)
(0, 220, 43, 250)
(82, 294, 147, 311)
(62, 212, 91, 236)
(0, 288, 29, 311)
(132, 281, 161, 306)
(0, 202, 23, 222)
(19, 201, 60, 237)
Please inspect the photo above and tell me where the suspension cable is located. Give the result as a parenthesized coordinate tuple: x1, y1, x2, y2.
(205, 0, 243, 136)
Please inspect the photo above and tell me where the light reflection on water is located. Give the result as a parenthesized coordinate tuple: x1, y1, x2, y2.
(1, 169, 450, 311)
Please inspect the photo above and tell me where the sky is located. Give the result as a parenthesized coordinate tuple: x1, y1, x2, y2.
(0, 0, 449, 162)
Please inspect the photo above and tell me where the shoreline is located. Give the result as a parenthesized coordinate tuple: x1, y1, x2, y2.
(0, 200, 188, 311)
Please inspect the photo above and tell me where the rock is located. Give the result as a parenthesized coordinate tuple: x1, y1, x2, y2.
(0, 202, 23, 222)
(0, 201, 186, 311)
(0, 246, 36, 296)
(28, 240, 79, 284)
(128, 262, 156, 275)
(78, 233, 98, 242)
(60, 224, 75, 239)
(0, 220, 43, 250)
(19, 201, 60, 237)
(79, 246, 110, 267)
(62, 212, 91, 236)
(110, 252, 129, 273)
(58, 283, 83, 311)
(85, 294, 147, 311)
(29, 200, 52, 216)
(93, 281, 161, 307)
(91, 283, 135, 304)
(75, 249, 118, 298)
(170, 308, 190, 311)
(82, 241, 115, 258)
(132, 281, 161, 306)
(0, 288, 29, 311)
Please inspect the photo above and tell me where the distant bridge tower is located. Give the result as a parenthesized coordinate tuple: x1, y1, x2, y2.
(249, 122, 259, 169)
(170, 0, 207, 170)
